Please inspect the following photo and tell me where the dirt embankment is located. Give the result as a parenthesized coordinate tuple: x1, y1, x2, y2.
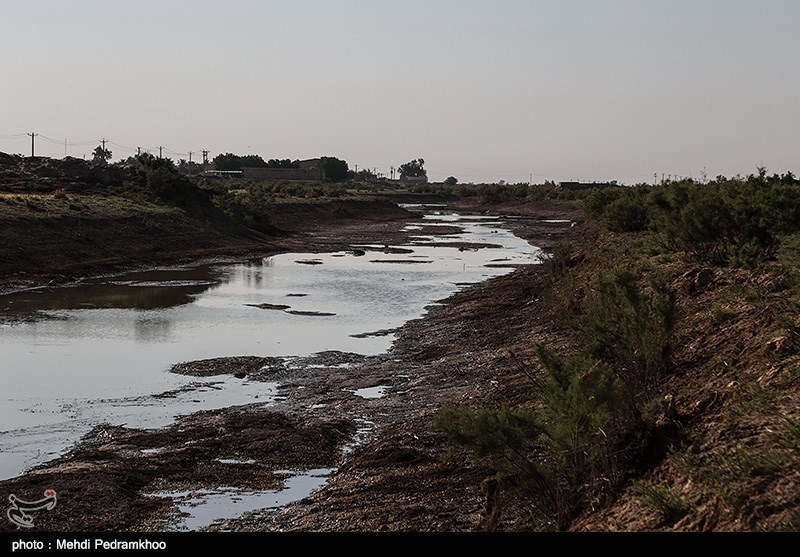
(0, 197, 414, 294)
(221, 203, 797, 532)
(0, 153, 416, 293)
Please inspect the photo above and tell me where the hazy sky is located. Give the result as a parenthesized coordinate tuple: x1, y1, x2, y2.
(2, 0, 798, 183)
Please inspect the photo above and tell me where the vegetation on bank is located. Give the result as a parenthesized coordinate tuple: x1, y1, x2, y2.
(583, 170, 800, 266)
(436, 169, 800, 530)
(0, 191, 180, 221)
(0, 154, 207, 222)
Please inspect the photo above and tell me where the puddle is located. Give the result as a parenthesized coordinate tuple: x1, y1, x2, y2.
(350, 385, 389, 399)
(154, 468, 332, 531)
(152, 418, 376, 531)
(0, 379, 279, 480)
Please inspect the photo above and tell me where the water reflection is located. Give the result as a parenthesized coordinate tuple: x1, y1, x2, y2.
(134, 315, 174, 343)
(232, 258, 273, 290)
(1, 268, 225, 315)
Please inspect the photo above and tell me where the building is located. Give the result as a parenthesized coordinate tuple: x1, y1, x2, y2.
(557, 181, 618, 191)
(238, 159, 324, 182)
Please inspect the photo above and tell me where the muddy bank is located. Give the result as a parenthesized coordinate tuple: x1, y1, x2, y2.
(0, 409, 354, 532)
(0, 197, 416, 296)
(0, 200, 578, 531)
(215, 252, 579, 532)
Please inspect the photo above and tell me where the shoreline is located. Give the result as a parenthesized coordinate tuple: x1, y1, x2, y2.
(0, 200, 582, 532)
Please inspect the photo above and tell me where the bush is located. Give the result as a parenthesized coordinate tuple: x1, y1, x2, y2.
(435, 406, 541, 475)
(582, 270, 676, 416)
(584, 187, 625, 219)
(437, 267, 676, 529)
(134, 153, 191, 201)
(586, 172, 800, 266)
(602, 193, 648, 232)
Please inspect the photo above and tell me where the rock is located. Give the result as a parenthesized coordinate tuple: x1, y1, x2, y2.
(245, 303, 291, 311)
(170, 356, 285, 378)
(285, 310, 336, 317)
(351, 446, 433, 468)
(369, 259, 432, 264)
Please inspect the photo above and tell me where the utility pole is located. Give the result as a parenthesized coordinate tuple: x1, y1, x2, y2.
(390, 166, 394, 180)
(188, 151, 192, 163)
(654, 173, 658, 186)
(137, 147, 142, 156)
(661, 173, 665, 185)
(355, 165, 358, 173)
(158, 146, 163, 159)
(201, 150, 209, 165)
(27, 132, 37, 157)
(101, 138, 107, 151)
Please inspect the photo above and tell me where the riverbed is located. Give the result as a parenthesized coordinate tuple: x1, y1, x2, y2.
(0, 209, 541, 486)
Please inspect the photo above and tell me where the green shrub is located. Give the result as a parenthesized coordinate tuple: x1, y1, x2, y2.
(602, 194, 649, 232)
(437, 268, 676, 529)
(684, 174, 798, 264)
(435, 406, 541, 474)
(585, 172, 800, 267)
(583, 187, 625, 219)
(540, 241, 573, 282)
(582, 270, 676, 415)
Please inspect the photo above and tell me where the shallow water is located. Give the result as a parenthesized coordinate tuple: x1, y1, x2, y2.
(0, 210, 541, 481)
(152, 468, 333, 531)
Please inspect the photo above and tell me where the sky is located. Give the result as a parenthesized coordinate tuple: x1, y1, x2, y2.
(1, 0, 798, 183)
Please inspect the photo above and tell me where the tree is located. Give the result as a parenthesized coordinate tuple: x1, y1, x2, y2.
(318, 156, 349, 182)
(92, 145, 112, 165)
(177, 158, 203, 176)
(398, 158, 427, 180)
(350, 168, 380, 182)
(212, 153, 269, 170)
(444, 176, 458, 186)
(266, 159, 300, 169)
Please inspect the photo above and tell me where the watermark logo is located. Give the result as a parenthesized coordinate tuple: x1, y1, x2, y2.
(7, 489, 57, 528)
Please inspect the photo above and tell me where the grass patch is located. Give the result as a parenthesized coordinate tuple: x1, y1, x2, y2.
(711, 303, 737, 325)
(0, 193, 182, 221)
(633, 481, 688, 523)
(727, 383, 778, 420)
(781, 417, 800, 451)
(672, 445, 786, 510)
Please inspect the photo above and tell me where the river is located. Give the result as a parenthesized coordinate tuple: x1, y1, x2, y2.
(0, 207, 543, 525)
